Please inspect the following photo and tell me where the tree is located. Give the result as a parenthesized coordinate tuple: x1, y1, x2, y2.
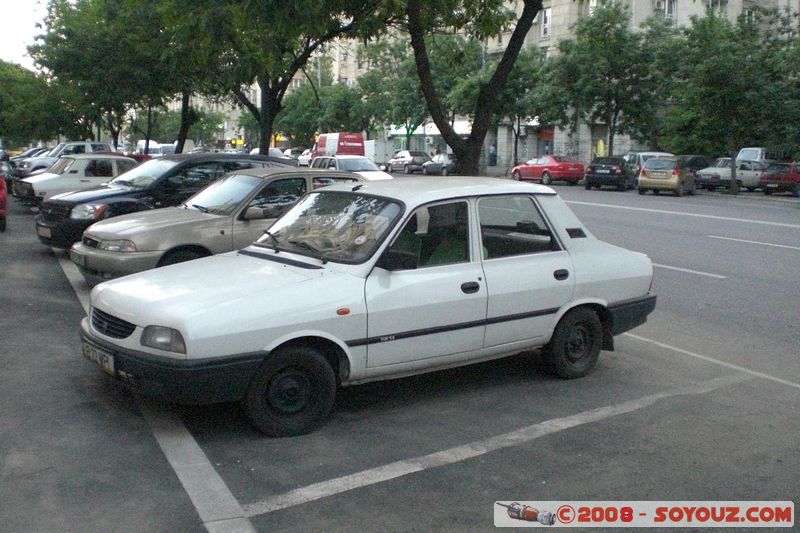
(537, 2, 655, 157)
(199, 1, 390, 154)
(404, 0, 542, 174)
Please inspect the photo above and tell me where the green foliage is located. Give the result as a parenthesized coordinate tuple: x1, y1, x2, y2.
(124, 108, 226, 146)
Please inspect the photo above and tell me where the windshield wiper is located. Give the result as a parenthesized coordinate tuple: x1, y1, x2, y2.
(263, 230, 280, 252)
(288, 239, 330, 264)
(191, 204, 209, 213)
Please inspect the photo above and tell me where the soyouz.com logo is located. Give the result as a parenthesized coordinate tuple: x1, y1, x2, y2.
(494, 501, 794, 527)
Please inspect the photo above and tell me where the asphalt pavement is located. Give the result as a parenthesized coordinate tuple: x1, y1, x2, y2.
(0, 184, 797, 532)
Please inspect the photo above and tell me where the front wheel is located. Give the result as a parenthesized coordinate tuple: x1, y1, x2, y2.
(158, 249, 205, 267)
(541, 172, 552, 185)
(404, 164, 411, 175)
(244, 346, 337, 437)
(543, 307, 602, 379)
(512, 170, 521, 181)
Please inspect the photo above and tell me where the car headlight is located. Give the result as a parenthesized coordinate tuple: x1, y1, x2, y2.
(70, 203, 108, 220)
(141, 326, 186, 353)
(97, 239, 136, 252)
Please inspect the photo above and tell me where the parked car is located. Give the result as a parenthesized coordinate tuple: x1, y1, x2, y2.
(15, 141, 116, 177)
(0, 172, 6, 232)
(35, 153, 295, 249)
(283, 147, 307, 160)
(249, 147, 293, 160)
(70, 168, 364, 285)
(10, 146, 49, 165)
(309, 155, 393, 180)
(759, 162, 800, 197)
(510, 155, 584, 185)
(676, 155, 712, 180)
(584, 156, 633, 190)
(387, 150, 431, 174)
(637, 156, 696, 196)
(622, 151, 674, 181)
(14, 154, 139, 206)
(297, 149, 312, 167)
(422, 153, 457, 175)
(1, 161, 13, 190)
(695, 158, 768, 191)
(79, 177, 656, 436)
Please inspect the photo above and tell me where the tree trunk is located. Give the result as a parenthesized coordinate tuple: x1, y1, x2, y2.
(406, 0, 541, 175)
(175, 89, 192, 154)
(258, 77, 277, 154)
(145, 105, 154, 154)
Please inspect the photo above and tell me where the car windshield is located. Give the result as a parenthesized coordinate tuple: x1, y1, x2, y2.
(110, 158, 179, 188)
(45, 143, 66, 158)
(712, 158, 731, 168)
(48, 157, 76, 174)
(338, 158, 379, 172)
(253, 190, 402, 264)
(644, 159, 677, 170)
(184, 174, 263, 215)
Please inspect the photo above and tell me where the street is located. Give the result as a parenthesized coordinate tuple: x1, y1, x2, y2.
(1, 184, 798, 532)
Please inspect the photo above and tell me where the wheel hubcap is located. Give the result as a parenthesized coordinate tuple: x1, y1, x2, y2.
(565, 325, 590, 362)
(267, 369, 311, 414)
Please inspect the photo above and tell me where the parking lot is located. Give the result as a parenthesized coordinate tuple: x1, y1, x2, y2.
(1, 183, 798, 532)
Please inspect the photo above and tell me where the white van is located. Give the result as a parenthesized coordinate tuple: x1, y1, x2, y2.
(736, 147, 777, 163)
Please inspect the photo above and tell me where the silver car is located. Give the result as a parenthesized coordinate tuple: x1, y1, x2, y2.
(69, 168, 363, 285)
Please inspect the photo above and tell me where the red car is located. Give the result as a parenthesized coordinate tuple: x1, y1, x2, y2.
(511, 155, 584, 185)
(759, 162, 800, 197)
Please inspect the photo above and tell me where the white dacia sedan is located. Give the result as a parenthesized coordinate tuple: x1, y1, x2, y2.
(81, 177, 656, 436)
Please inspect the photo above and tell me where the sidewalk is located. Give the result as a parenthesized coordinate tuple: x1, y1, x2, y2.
(480, 165, 512, 178)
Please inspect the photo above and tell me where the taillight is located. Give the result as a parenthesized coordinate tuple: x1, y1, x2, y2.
(636, 163, 642, 175)
(587, 166, 593, 173)
(672, 168, 681, 177)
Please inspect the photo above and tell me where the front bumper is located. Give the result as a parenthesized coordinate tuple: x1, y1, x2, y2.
(70, 242, 163, 285)
(35, 214, 91, 248)
(81, 318, 264, 404)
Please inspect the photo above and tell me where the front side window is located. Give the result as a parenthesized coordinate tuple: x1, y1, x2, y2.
(387, 201, 470, 269)
(478, 195, 558, 259)
(185, 174, 263, 215)
(254, 191, 402, 264)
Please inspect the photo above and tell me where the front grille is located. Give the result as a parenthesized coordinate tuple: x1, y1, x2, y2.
(83, 236, 99, 248)
(40, 202, 72, 223)
(92, 308, 136, 339)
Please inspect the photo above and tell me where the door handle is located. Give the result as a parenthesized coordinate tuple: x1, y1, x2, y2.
(554, 269, 569, 281)
(461, 281, 480, 294)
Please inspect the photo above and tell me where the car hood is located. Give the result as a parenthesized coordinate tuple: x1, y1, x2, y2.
(90, 251, 358, 352)
(23, 172, 60, 184)
(355, 170, 393, 181)
(48, 183, 139, 204)
(85, 206, 218, 240)
(697, 166, 727, 174)
(25, 156, 57, 167)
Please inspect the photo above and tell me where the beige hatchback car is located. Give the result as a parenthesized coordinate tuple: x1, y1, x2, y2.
(637, 156, 696, 196)
(70, 168, 363, 285)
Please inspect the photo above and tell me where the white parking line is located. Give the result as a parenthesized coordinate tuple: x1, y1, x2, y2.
(652, 263, 727, 279)
(242, 374, 749, 517)
(624, 333, 800, 392)
(57, 251, 256, 533)
(566, 200, 800, 229)
(707, 235, 800, 251)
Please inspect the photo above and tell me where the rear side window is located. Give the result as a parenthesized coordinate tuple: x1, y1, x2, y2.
(87, 159, 114, 177)
(478, 195, 558, 259)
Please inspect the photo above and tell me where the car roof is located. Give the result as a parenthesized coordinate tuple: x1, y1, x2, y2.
(65, 153, 138, 160)
(226, 167, 365, 180)
(320, 154, 368, 159)
(319, 176, 556, 203)
(159, 153, 294, 165)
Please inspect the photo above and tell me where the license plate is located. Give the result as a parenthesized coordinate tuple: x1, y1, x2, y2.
(596, 169, 609, 174)
(83, 340, 115, 376)
(71, 250, 86, 266)
(37, 226, 52, 238)
(766, 183, 779, 188)
(568, 166, 577, 170)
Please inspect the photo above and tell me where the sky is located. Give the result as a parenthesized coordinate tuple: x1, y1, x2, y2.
(1, 0, 49, 70)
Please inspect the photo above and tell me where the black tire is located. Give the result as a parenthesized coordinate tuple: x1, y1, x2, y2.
(404, 164, 411, 175)
(675, 183, 683, 197)
(158, 249, 205, 267)
(543, 307, 602, 379)
(617, 178, 626, 191)
(584, 181, 591, 190)
(688, 181, 696, 196)
(244, 345, 336, 437)
(541, 172, 552, 185)
(764, 189, 772, 195)
(512, 170, 521, 181)
(638, 188, 646, 195)
(653, 189, 660, 195)
(793, 184, 800, 198)
(707, 185, 715, 192)
(746, 187, 755, 192)
(0, 216, 5, 232)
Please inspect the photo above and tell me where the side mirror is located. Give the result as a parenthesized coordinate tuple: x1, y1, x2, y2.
(242, 207, 266, 220)
(376, 249, 418, 271)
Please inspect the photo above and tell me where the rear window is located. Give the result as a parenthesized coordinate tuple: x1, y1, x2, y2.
(644, 158, 677, 170)
(765, 164, 790, 174)
(410, 151, 429, 158)
(592, 158, 623, 165)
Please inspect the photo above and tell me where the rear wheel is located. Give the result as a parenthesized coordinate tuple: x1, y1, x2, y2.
(512, 170, 522, 181)
(244, 346, 336, 437)
(543, 308, 602, 379)
(541, 172, 552, 185)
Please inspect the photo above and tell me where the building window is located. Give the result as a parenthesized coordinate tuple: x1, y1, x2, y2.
(705, 0, 728, 10)
(654, 0, 677, 22)
(541, 8, 551, 38)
